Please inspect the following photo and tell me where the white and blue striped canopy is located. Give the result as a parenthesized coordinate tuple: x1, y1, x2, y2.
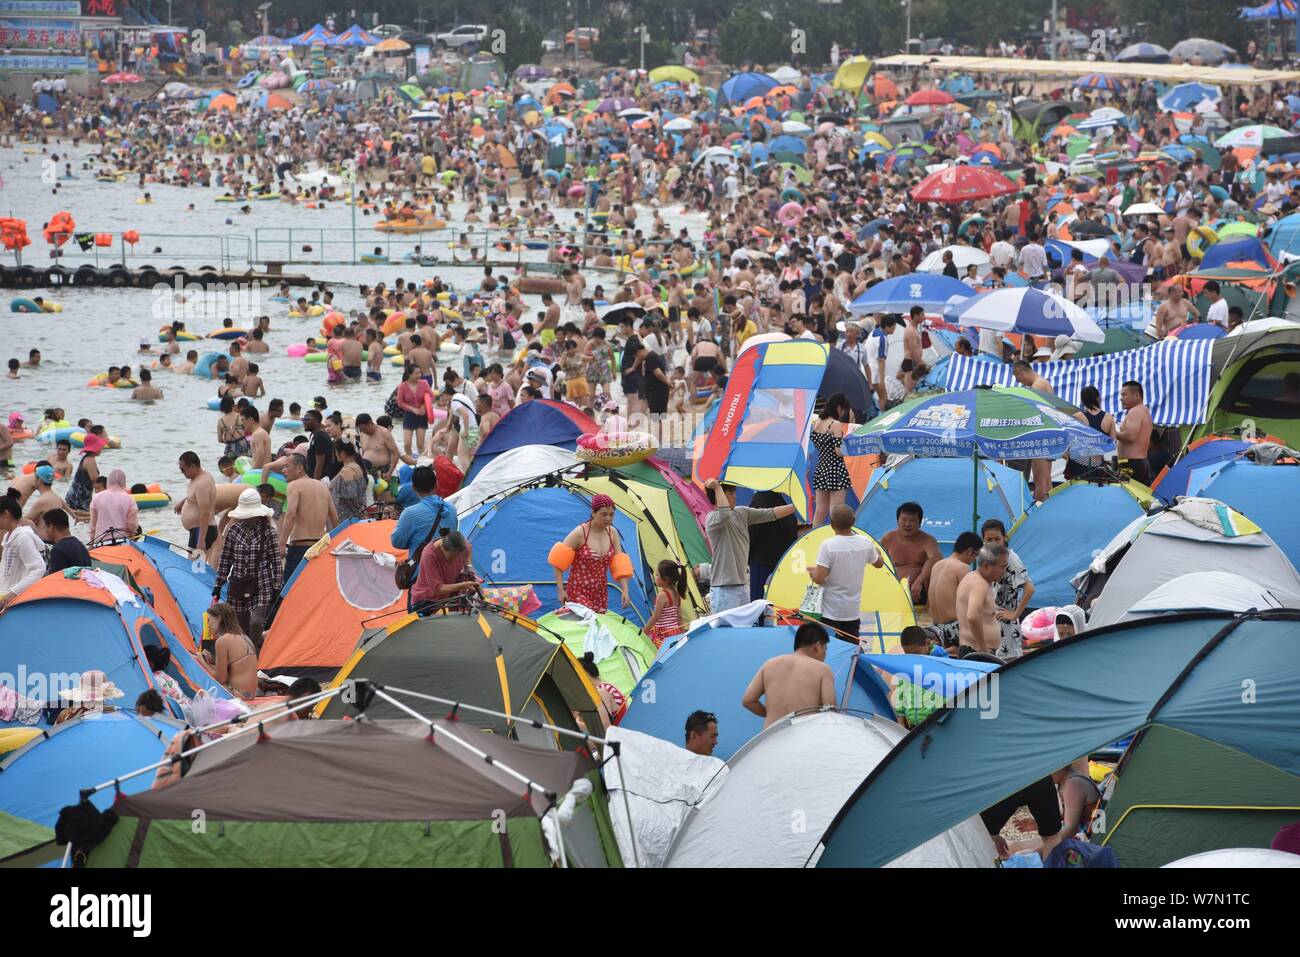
(944, 287, 1105, 343)
(944, 340, 1215, 426)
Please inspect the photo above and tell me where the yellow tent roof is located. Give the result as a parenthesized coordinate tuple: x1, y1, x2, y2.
(833, 55, 873, 91)
(765, 525, 915, 654)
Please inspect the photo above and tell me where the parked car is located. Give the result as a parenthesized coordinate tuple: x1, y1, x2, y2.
(564, 27, 600, 52)
(541, 31, 563, 53)
(434, 24, 488, 51)
(372, 24, 407, 40)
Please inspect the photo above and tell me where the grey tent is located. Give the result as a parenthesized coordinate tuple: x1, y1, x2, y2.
(1075, 498, 1300, 628)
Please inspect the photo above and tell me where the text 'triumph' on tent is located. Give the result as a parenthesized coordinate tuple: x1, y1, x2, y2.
(814, 611, 1300, 867)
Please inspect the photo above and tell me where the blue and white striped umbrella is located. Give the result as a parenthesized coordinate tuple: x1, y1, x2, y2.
(848, 273, 974, 315)
(1157, 82, 1222, 112)
(944, 287, 1105, 343)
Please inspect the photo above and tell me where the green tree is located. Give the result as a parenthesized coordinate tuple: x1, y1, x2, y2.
(717, 5, 789, 66)
(491, 11, 543, 72)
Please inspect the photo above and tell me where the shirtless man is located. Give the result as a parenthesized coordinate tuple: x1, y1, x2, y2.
(174, 350, 198, 375)
(244, 328, 270, 354)
(227, 342, 249, 384)
(1011, 359, 1053, 395)
(957, 544, 1008, 655)
(879, 502, 943, 604)
(365, 329, 385, 381)
(741, 622, 837, 729)
(243, 406, 271, 469)
(1153, 283, 1197, 338)
(1011, 360, 1056, 500)
(46, 440, 74, 480)
(1116, 379, 1154, 485)
(176, 450, 217, 562)
(407, 334, 436, 381)
(279, 453, 338, 583)
(131, 368, 164, 400)
(241, 364, 266, 399)
(339, 330, 365, 381)
(902, 305, 925, 381)
(927, 532, 984, 649)
(260, 399, 285, 432)
(355, 413, 404, 480)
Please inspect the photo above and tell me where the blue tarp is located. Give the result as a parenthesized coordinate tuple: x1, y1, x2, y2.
(1009, 482, 1150, 607)
(621, 623, 895, 759)
(464, 399, 593, 483)
(856, 457, 1030, 551)
(1154, 437, 1257, 503)
(817, 612, 1300, 866)
(458, 486, 653, 623)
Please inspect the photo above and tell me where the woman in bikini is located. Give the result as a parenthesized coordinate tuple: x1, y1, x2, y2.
(204, 602, 260, 700)
(549, 494, 635, 615)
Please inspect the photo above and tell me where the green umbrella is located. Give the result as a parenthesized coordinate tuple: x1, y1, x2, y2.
(778, 162, 813, 185)
(398, 83, 424, 103)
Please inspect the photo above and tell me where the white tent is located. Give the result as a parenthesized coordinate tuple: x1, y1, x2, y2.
(664, 710, 996, 868)
(1163, 848, 1300, 868)
(602, 727, 726, 868)
(446, 444, 578, 513)
(767, 65, 803, 84)
(1120, 571, 1288, 622)
(1078, 499, 1300, 629)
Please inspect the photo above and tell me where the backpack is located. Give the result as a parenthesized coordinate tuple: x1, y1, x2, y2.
(394, 499, 448, 590)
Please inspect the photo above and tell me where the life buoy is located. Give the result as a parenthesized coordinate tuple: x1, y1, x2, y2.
(778, 201, 804, 228)
(209, 133, 227, 150)
(208, 328, 248, 340)
(158, 327, 199, 342)
(1187, 225, 1218, 260)
(132, 484, 172, 509)
(575, 431, 658, 467)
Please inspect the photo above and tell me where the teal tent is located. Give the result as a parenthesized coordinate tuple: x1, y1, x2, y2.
(816, 612, 1300, 867)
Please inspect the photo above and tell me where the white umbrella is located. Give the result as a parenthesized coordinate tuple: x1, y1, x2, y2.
(664, 117, 693, 132)
(918, 245, 990, 275)
(767, 65, 802, 84)
(1123, 202, 1165, 216)
(618, 107, 651, 119)
(779, 119, 812, 134)
(944, 286, 1105, 343)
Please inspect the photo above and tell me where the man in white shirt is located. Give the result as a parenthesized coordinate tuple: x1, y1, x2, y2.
(807, 504, 885, 641)
(1203, 281, 1229, 328)
(989, 230, 1016, 270)
(1018, 233, 1047, 286)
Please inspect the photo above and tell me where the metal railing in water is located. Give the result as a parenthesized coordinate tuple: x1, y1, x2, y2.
(252, 224, 635, 274)
(39, 233, 253, 271)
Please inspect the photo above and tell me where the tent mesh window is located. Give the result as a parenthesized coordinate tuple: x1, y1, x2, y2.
(1218, 352, 1300, 422)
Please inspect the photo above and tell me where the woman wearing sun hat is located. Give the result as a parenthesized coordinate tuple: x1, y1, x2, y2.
(549, 493, 635, 614)
(212, 488, 281, 648)
(63, 431, 106, 515)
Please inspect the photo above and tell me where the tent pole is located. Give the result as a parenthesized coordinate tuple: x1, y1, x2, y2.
(383, 683, 609, 748)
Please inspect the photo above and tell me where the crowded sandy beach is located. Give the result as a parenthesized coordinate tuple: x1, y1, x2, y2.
(0, 2, 1297, 899)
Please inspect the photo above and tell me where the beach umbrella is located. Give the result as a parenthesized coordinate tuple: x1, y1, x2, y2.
(944, 286, 1105, 343)
(373, 37, 411, 54)
(1073, 74, 1124, 92)
(844, 386, 1114, 529)
(911, 165, 1016, 203)
(206, 92, 238, 112)
(290, 23, 335, 45)
(515, 65, 550, 81)
(299, 79, 336, 94)
(777, 161, 813, 185)
(596, 96, 637, 113)
(1158, 82, 1222, 112)
(103, 72, 143, 85)
(397, 83, 424, 102)
(905, 89, 955, 107)
(847, 273, 974, 315)
(1168, 38, 1235, 65)
(780, 119, 813, 135)
(1214, 124, 1291, 148)
(409, 110, 442, 123)
(664, 117, 693, 132)
(1116, 42, 1169, 63)
(649, 65, 699, 85)
(235, 70, 261, 89)
(331, 25, 378, 47)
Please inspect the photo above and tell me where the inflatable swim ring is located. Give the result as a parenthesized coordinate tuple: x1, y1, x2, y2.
(777, 201, 804, 228)
(781, 188, 804, 203)
(10, 297, 59, 313)
(87, 373, 136, 389)
(208, 328, 249, 340)
(157, 329, 200, 342)
(286, 343, 309, 357)
(360, 253, 391, 264)
(273, 418, 302, 430)
(132, 484, 171, 509)
(575, 431, 658, 468)
(1187, 225, 1218, 261)
(209, 133, 227, 150)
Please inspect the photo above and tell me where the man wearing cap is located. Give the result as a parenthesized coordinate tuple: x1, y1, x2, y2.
(525, 366, 553, 399)
(19, 464, 63, 525)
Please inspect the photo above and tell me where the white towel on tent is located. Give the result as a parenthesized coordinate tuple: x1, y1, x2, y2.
(563, 602, 617, 661)
(79, 567, 140, 607)
(686, 599, 769, 634)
